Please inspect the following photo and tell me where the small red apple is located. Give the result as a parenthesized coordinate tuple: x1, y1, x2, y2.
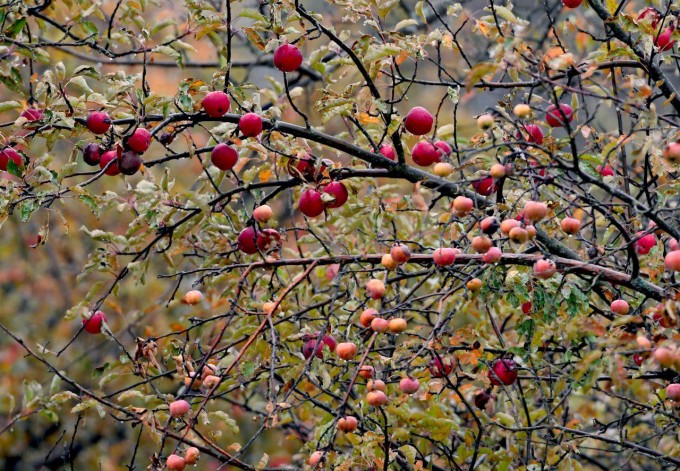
(273, 43, 303, 72)
(99, 150, 120, 176)
(488, 359, 518, 386)
(211, 143, 238, 171)
(299, 188, 326, 217)
(433, 248, 456, 266)
(238, 112, 263, 137)
(169, 399, 191, 417)
(399, 377, 420, 394)
(610, 299, 630, 315)
(237, 227, 259, 254)
(82, 311, 107, 334)
(664, 250, 680, 271)
(545, 103, 574, 127)
(322, 181, 349, 208)
(390, 244, 411, 264)
(533, 259, 557, 279)
(336, 342, 358, 360)
(126, 128, 151, 154)
(483, 247, 502, 264)
(86, 111, 112, 134)
(404, 107, 434, 135)
(202, 91, 231, 117)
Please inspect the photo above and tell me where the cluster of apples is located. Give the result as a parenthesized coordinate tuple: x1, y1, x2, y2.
(236, 204, 282, 256)
(638, 7, 677, 52)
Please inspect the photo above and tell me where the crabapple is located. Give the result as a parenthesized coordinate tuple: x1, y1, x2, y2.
(655, 28, 675, 52)
(489, 359, 518, 386)
(428, 357, 455, 378)
(20, 108, 43, 123)
(256, 228, 281, 252)
(388, 318, 407, 333)
(667, 384, 680, 401)
(466, 278, 483, 291)
(366, 279, 385, 299)
(322, 181, 349, 209)
(381, 254, 398, 270)
(126, 128, 151, 154)
(477, 113, 494, 129)
(183, 290, 203, 305)
(561, 217, 581, 234)
(522, 301, 532, 314)
(433, 162, 454, 177)
(184, 447, 200, 465)
(86, 111, 112, 134)
(489, 163, 506, 178)
(273, 43, 303, 72)
(367, 379, 385, 391)
(474, 390, 492, 410)
(399, 377, 420, 394)
(471, 235, 492, 254)
(358, 365, 374, 379)
(82, 143, 101, 166)
(119, 150, 142, 175)
(239, 112, 263, 137)
(82, 311, 107, 334)
(202, 90, 230, 117)
(513, 104, 531, 118)
(366, 390, 387, 406)
(360, 309, 379, 327)
(337, 416, 358, 433)
(166, 454, 186, 471)
(390, 244, 411, 263)
(483, 247, 502, 264)
(481, 216, 500, 235)
(308, 451, 324, 467)
(253, 205, 273, 223)
(518, 124, 544, 145)
(411, 141, 439, 166)
(433, 248, 456, 266)
(662, 142, 680, 164)
(404, 106, 434, 135)
(202, 375, 220, 389)
(211, 143, 238, 171)
(299, 188, 325, 217)
(452, 196, 474, 215)
(533, 259, 557, 279)
(508, 227, 528, 244)
(597, 165, 615, 176)
(664, 250, 680, 271)
(523, 201, 548, 222)
(611, 299, 630, 315)
(169, 399, 190, 417)
(99, 151, 120, 176)
(545, 103, 573, 127)
(472, 177, 496, 196)
(634, 232, 656, 255)
(237, 227, 259, 254)
(379, 144, 396, 161)
(653, 348, 675, 368)
(370, 317, 389, 333)
(434, 140, 452, 157)
(336, 342, 358, 360)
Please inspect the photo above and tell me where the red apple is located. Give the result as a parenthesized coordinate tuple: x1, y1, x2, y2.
(169, 399, 190, 417)
(82, 311, 107, 334)
(0, 147, 22, 171)
(634, 232, 657, 255)
(211, 143, 238, 171)
(299, 188, 326, 217)
(560, 217, 581, 234)
(483, 247, 502, 264)
(533, 259, 557, 279)
(239, 112, 263, 137)
(433, 248, 456, 266)
(472, 177, 496, 196)
(545, 103, 574, 126)
(664, 250, 680, 271)
(322, 181, 348, 208)
(411, 140, 439, 166)
(273, 43, 303, 72)
(336, 342, 358, 360)
(86, 111, 112, 134)
(404, 107, 434, 135)
(99, 150, 120, 176)
(237, 227, 259, 254)
(399, 377, 420, 394)
(610, 299, 630, 315)
(202, 91, 230, 117)
(390, 244, 411, 263)
(126, 128, 151, 153)
(488, 359, 518, 386)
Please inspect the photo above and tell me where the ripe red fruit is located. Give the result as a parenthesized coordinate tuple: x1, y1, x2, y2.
(82, 144, 101, 166)
(253, 205, 273, 223)
(471, 236, 492, 254)
(184, 447, 200, 465)
(524, 201, 548, 222)
(370, 317, 390, 332)
(336, 342, 358, 360)
(119, 150, 142, 175)
(472, 177, 496, 196)
(322, 181, 348, 208)
(653, 348, 675, 368)
(299, 188, 326, 217)
(202, 91, 230, 118)
(126, 128, 151, 153)
(663, 142, 680, 164)
(358, 366, 375, 379)
(404, 107, 434, 135)
(655, 28, 675, 52)
(518, 124, 544, 145)
(452, 196, 474, 215)
(533, 259, 557, 279)
(169, 399, 191, 417)
(632, 353, 645, 366)
(411, 141, 439, 166)
(428, 357, 454, 378)
(545, 104, 574, 127)
(379, 144, 396, 161)
(211, 143, 239, 171)
(273, 43, 303, 72)
(667, 384, 680, 401)
(562, 0, 582, 8)
(166, 454, 186, 471)
(0, 147, 22, 171)
(99, 150, 120, 176)
(597, 165, 615, 176)
(664, 250, 680, 271)
(256, 228, 281, 252)
(82, 311, 107, 334)
(522, 301, 532, 314)
(433, 248, 456, 266)
(488, 359, 518, 386)
(20, 108, 43, 123)
(560, 217, 581, 234)
(388, 318, 407, 333)
(360, 308, 379, 327)
(610, 299, 630, 315)
(390, 244, 411, 264)
(337, 416, 358, 433)
(433, 140, 452, 157)
(321, 334, 336, 352)
(366, 390, 387, 406)
(367, 379, 384, 391)
(86, 111, 112, 134)
(634, 232, 657, 255)
(670, 238, 680, 251)
(399, 377, 420, 394)
(159, 132, 174, 145)
(293, 153, 330, 181)
(483, 247, 502, 264)
(308, 451, 324, 467)
(239, 113, 263, 137)
(366, 279, 386, 299)
(302, 338, 326, 359)
(237, 227, 259, 254)
(480, 216, 499, 235)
